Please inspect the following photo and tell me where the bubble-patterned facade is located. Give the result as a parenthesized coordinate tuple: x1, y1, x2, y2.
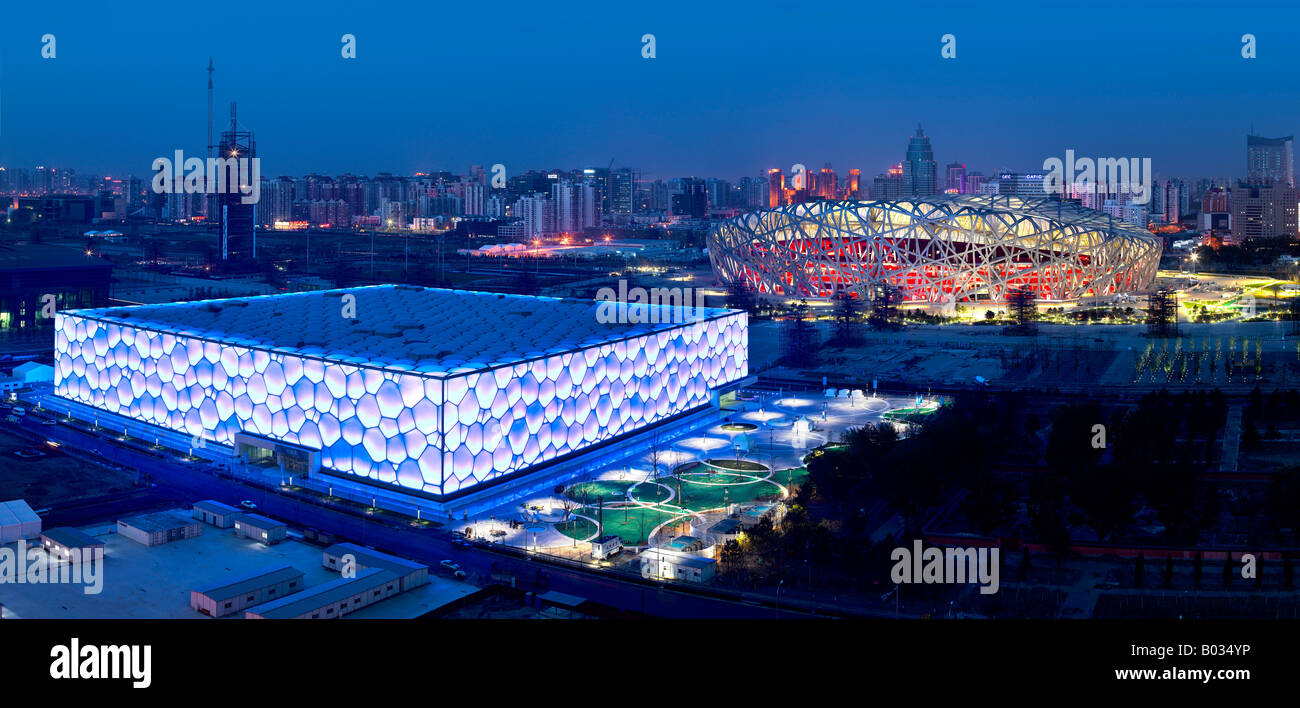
(53, 286, 748, 499)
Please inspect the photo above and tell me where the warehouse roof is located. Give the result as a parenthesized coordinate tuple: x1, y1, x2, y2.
(65, 285, 738, 376)
(0, 499, 40, 524)
(233, 513, 285, 529)
(245, 567, 397, 619)
(192, 500, 240, 516)
(41, 527, 103, 549)
(324, 542, 427, 574)
(118, 510, 198, 533)
(194, 564, 303, 602)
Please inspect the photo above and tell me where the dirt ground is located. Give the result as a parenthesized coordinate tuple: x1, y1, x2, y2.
(0, 426, 137, 508)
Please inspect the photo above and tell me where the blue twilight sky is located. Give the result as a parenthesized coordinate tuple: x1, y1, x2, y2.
(1, 0, 1297, 181)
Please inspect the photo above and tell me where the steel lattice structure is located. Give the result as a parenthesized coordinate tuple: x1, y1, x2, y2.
(708, 195, 1162, 303)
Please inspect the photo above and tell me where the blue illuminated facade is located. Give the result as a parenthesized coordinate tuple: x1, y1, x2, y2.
(53, 287, 748, 499)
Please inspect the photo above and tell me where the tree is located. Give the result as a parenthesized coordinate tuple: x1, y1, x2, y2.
(867, 284, 902, 330)
(830, 292, 865, 346)
(724, 278, 757, 315)
(780, 299, 819, 368)
(1005, 287, 1038, 335)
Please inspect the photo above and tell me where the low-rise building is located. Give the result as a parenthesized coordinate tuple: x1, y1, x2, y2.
(191, 500, 240, 529)
(0, 499, 41, 543)
(191, 565, 305, 617)
(322, 542, 428, 591)
(639, 548, 717, 583)
(40, 527, 104, 563)
(232, 513, 287, 545)
(117, 511, 202, 546)
(244, 567, 401, 619)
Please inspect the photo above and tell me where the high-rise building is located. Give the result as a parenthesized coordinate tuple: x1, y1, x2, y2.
(514, 194, 555, 238)
(767, 169, 785, 207)
(671, 178, 708, 218)
(609, 168, 636, 217)
(945, 162, 966, 193)
(215, 103, 257, 262)
(1246, 134, 1294, 186)
(552, 180, 598, 233)
(846, 169, 862, 199)
(873, 164, 904, 200)
(815, 164, 837, 200)
(264, 176, 295, 225)
(1230, 182, 1298, 241)
(461, 180, 485, 216)
(902, 125, 939, 197)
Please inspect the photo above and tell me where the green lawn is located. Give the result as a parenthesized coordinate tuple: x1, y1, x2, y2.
(555, 516, 597, 540)
(565, 479, 637, 502)
(704, 458, 770, 472)
(559, 505, 680, 545)
(627, 481, 673, 503)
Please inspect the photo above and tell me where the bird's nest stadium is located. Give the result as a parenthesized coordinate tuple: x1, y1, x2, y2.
(707, 196, 1163, 304)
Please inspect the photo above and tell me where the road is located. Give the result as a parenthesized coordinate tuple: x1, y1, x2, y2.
(20, 417, 825, 619)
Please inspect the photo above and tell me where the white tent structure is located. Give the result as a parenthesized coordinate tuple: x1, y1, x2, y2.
(0, 499, 41, 543)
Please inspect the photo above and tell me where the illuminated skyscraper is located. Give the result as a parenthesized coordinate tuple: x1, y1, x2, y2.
(767, 169, 785, 207)
(1246, 134, 1294, 186)
(902, 124, 938, 197)
(945, 162, 966, 193)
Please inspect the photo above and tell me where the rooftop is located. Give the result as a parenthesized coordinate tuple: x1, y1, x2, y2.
(324, 542, 427, 574)
(233, 513, 285, 529)
(193, 564, 303, 602)
(191, 500, 239, 515)
(65, 285, 737, 376)
(118, 510, 198, 533)
(41, 527, 103, 549)
(245, 567, 398, 619)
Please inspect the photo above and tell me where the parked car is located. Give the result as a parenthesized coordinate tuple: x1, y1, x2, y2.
(439, 560, 460, 571)
(239, 500, 257, 510)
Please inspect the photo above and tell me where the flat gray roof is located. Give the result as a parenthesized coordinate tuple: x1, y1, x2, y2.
(118, 511, 200, 533)
(245, 567, 397, 619)
(642, 548, 717, 569)
(192, 500, 240, 515)
(194, 564, 304, 602)
(66, 285, 738, 376)
(324, 542, 426, 574)
(41, 527, 103, 549)
(234, 513, 285, 530)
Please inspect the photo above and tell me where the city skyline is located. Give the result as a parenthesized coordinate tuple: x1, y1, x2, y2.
(1, 2, 1297, 179)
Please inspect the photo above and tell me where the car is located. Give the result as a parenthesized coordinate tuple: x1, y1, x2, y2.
(439, 560, 460, 571)
(453, 570, 467, 579)
(239, 500, 257, 510)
